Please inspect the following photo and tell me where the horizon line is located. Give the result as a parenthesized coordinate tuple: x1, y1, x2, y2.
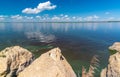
(0, 21, 120, 23)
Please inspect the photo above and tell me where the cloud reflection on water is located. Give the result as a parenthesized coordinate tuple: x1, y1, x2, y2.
(0, 22, 120, 45)
(0, 22, 120, 33)
(25, 32, 56, 43)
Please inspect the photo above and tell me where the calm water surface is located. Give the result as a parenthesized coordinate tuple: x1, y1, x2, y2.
(0, 22, 120, 76)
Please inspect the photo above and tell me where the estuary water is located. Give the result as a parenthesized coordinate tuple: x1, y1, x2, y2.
(0, 22, 120, 76)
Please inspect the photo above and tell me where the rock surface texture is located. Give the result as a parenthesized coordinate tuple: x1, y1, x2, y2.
(18, 48, 76, 77)
(109, 42, 120, 52)
(0, 46, 34, 77)
(101, 42, 120, 77)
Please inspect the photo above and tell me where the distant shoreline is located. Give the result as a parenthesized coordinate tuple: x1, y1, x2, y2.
(0, 21, 120, 23)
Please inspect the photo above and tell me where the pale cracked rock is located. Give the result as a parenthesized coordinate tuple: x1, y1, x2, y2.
(109, 42, 120, 52)
(18, 48, 76, 77)
(0, 46, 34, 77)
(101, 42, 120, 77)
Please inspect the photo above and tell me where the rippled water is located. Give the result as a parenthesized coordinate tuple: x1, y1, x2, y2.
(0, 22, 120, 76)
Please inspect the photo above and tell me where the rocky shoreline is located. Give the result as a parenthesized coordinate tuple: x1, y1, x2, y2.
(0, 46, 76, 77)
(0, 42, 120, 77)
(101, 42, 120, 77)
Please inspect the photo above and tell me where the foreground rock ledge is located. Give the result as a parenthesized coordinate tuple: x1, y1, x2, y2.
(18, 47, 76, 77)
(101, 42, 120, 77)
(0, 46, 34, 77)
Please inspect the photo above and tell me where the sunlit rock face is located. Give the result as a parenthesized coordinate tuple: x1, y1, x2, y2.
(101, 42, 120, 77)
(18, 48, 76, 77)
(0, 46, 34, 77)
(109, 42, 120, 52)
(25, 32, 56, 43)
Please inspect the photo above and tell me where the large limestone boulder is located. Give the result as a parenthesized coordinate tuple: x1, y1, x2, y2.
(18, 48, 76, 77)
(101, 42, 120, 77)
(0, 46, 34, 77)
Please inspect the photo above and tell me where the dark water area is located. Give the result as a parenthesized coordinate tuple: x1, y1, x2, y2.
(0, 22, 120, 76)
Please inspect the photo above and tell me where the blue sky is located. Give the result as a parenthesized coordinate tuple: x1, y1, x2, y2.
(0, 0, 120, 21)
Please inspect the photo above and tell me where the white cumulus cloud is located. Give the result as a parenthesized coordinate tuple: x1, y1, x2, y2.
(0, 17, 5, 21)
(11, 15, 23, 20)
(52, 16, 60, 20)
(0, 15, 8, 21)
(84, 16, 93, 21)
(84, 15, 99, 21)
(93, 15, 99, 19)
(107, 17, 114, 21)
(22, 1, 56, 14)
